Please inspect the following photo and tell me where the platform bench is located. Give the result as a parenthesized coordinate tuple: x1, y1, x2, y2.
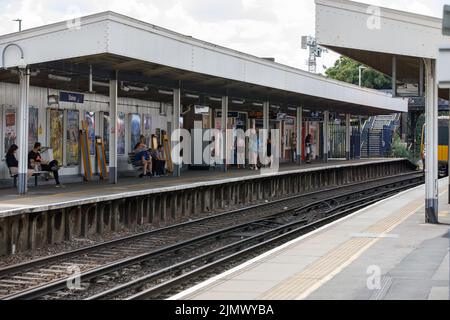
(9, 167, 50, 188)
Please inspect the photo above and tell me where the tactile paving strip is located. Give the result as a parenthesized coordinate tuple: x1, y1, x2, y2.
(258, 198, 424, 300)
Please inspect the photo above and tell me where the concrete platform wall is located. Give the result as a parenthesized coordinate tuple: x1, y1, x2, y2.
(0, 159, 415, 256)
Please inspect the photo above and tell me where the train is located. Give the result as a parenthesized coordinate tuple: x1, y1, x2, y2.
(421, 116, 449, 177)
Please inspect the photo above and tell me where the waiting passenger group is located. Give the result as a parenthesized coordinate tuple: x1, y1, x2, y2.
(6, 142, 63, 187)
(133, 135, 167, 178)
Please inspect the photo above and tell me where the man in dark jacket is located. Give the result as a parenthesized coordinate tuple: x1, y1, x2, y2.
(28, 142, 63, 187)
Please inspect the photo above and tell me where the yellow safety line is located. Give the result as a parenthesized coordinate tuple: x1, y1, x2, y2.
(258, 189, 448, 300)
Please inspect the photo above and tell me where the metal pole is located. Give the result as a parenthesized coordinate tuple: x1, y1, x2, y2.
(89, 65, 93, 93)
(324, 111, 329, 162)
(424, 58, 438, 224)
(346, 114, 351, 160)
(263, 101, 270, 164)
(392, 56, 397, 96)
(109, 71, 118, 184)
(221, 96, 228, 172)
(448, 89, 450, 205)
(297, 106, 302, 165)
(358, 115, 362, 159)
(263, 101, 270, 132)
(359, 67, 362, 87)
(172, 88, 181, 177)
(17, 67, 30, 194)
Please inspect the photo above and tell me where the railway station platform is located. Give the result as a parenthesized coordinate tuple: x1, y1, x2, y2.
(172, 177, 450, 300)
(0, 158, 404, 218)
(0, 158, 414, 256)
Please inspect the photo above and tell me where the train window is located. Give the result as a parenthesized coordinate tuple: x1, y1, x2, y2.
(438, 125, 449, 146)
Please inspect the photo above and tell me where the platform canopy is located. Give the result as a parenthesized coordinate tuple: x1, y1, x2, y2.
(315, 0, 449, 223)
(315, 0, 450, 99)
(0, 11, 406, 115)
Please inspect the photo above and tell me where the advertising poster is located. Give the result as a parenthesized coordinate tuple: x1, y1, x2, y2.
(66, 110, 79, 166)
(103, 112, 110, 163)
(50, 109, 64, 165)
(85, 112, 95, 156)
(143, 114, 152, 147)
(4, 108, 16, 151)
(28, 107, 39, 152)
(130, 114, 141, 150)
(117, 112, 125, 155)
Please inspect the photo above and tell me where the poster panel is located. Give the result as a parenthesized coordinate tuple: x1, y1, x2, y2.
(66, 110, 80, 166)
(50, 109, 64, 165)
(4, 108, 16, 152)
(143, 114, 152, 147)
(117, 112, 126, 155)
(28, 107, 39, 152)
(103, 112, 110, 163)
(130, 114, 141, 150)
(85, 112, 95, 156)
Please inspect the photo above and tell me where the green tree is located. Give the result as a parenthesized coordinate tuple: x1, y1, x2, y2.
(325, 56, 391, 89)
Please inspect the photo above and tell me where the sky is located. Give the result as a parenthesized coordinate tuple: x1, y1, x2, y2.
(0, 0, 446, 74)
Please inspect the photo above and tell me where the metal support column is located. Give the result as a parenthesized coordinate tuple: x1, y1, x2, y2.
(172, 87, 181, 177)
(263, 102, 270, 132)
(424, 58, 438, 224)
(17, 67, 30, 194)
(263, 101, 270, 165)
(357, 116, 362, 160)
(296, 106, 302, 165)
(323, 110, 329, 162)
(221, 96, 228, 172)
(345, 114, 351, 160)
(109, 71, 118, 184)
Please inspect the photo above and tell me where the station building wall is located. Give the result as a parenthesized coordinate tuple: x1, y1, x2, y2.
(0, 82, 173, 179)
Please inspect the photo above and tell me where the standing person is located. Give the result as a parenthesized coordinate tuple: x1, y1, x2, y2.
(305, 134, 312, 164)
(249, 131, 259, 170)
(266, 134, 273, 169)
(5, 144, 34, 178)
(28, 142, 63, 187)
(290, 132, 297, 163)
(236, 135, 245, 169)
(156, 145, 167, 176)
(251, 135, 259, 170)
(151, 145, 166, 177)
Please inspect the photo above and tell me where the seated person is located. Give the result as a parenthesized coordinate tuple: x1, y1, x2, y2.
(28, 142, 63, 187)
(151, 145, 166, 177)
(5, 144, 34, 178)
(133, 136, 152, 178)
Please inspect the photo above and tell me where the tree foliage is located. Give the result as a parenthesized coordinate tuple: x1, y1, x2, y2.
(325, 56, 392, 90)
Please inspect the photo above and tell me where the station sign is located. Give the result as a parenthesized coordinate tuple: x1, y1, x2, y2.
(216, 111, 239, 118)
(277, 113, 287, 120)
(248, 111, 263, 119)
(303, 110, 323, 122)
(195, 105, 210, 114)
(59, 91, 85, 104)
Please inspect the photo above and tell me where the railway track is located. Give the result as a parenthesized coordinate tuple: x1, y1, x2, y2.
(0, 172, 423, 300)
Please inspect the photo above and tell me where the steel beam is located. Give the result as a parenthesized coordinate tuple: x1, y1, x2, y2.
(424, 58, 438, 224)
(263, 102, 270, 132)
(172, 87, 181, 177)
(346, 114, 351, 160)
(324, 110, 329, 162)
(297, 106, 303, 165)
(17, 67, 30, 194)
(109, 71, 118, 184)
(221, 96, 229, 172)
